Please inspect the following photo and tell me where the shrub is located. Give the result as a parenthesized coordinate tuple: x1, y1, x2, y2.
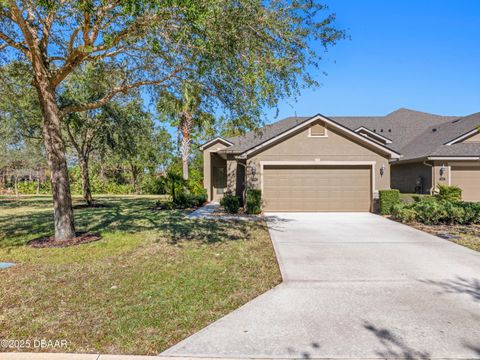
(443, 201, 466, 224)
(142, 175, 167, 194)
(155, 200, 174, 210)
(246, 189, 262, 215)
(379, 189, 400, 215)
(436, 184, 462, 202)
(220, 194, 240, 213)
(413, 199, 448, 225)
(173, 192, 206, 209)
(391, 203, 417, 223)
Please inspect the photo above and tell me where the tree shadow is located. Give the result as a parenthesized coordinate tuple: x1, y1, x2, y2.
(286, 342, 321, 359)
(418, 277, 480, 302)
(363, 321, 430, 360)
(263, 215, 295, 232)
(464, 342, 480, 356)
(0, 197, 269, 247)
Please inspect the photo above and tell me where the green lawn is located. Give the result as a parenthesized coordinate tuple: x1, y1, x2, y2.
(0, 196, 281, 355)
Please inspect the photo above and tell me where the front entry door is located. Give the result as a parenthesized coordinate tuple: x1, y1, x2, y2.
(212, 167, 227, 201)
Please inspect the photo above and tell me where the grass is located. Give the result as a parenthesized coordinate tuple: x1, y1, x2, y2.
(0, 195, 281, 355)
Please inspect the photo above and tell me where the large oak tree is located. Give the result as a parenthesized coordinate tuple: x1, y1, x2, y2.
(0, 0, 343, 241)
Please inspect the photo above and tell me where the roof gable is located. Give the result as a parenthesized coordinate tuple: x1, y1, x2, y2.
(199, 137, 233, 150)
(238, 114, 401, 159)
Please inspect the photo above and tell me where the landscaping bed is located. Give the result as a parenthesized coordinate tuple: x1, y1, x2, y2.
(380, 187, 480, 253)
(0, 196, 281, 355)
(407, 222, 480, 252)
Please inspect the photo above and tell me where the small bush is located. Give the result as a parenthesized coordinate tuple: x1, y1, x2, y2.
(246, 189, 262, 215)
(443, 201, 466, 224)
(391, 203, 417, 223)
(155, 200, 174, 210)
(220, 194, 240, 213)
(436, 184, 462, 202)
(173, 192, 206, 209)
(414, 199, 448, 225)
(379, 189, 400, 215)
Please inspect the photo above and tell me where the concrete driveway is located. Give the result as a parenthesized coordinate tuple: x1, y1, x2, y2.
(162, 213, 480, 359)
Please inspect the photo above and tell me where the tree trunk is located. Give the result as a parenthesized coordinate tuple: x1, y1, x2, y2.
(79, 156, 93, 205)
(14, 172, 19, 198)
(130, 164, 140, 194)
(36, 170, 40, 195)
(180, 111, 193, 182)
(35, 80, 76, 241)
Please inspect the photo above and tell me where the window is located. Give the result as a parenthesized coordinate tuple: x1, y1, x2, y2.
(309, 123, 327, 137)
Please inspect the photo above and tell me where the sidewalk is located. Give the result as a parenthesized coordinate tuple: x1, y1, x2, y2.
(0, 352, 251, 360)
(0, 354, 264, 360)
(0, 353, 151, 360)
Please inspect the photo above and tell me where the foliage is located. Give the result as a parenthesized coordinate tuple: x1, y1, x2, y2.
(436, 184, 462, 202)
(412, 200, 448, 225)
(379, 189, 400, 215)
(173, 192, 208, 209)
(246, 189, 262, 215)
(220, 194, 241, 214)
(141, 175, 168, 195)
(391, 204, 418, 223)
(16, 181, 50, 195)
(392, 197, 480, 225)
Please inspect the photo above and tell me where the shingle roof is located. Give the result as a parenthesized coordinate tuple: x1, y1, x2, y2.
(399, 112, 480, 160)
(213, 108, 480, 159)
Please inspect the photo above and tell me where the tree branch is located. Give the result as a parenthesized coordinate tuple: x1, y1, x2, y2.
(0, 30, 29, 56)
(60, 67, 183, 116)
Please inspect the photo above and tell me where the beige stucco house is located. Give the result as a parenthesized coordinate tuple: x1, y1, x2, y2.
(201, 108, 480, 212)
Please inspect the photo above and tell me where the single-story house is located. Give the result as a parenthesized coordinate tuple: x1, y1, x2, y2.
(200, 108, 480, 212)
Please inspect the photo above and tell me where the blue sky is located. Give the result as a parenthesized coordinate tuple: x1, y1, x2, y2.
(266, 0, 480, 121)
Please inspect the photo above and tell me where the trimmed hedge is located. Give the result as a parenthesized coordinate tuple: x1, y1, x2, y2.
(379, 189, 400, 215)
(246, 189, 262, 215)
(220, 194, 240, 213)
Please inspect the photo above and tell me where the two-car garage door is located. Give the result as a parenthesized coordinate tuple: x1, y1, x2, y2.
(451, 166, 480, 202)
(262, 165, 372, 212)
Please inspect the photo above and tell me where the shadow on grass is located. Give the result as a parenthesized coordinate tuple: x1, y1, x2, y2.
(0, 197, 268, 248)
(419, 277, 480, 302)
(363, 321, 430, 359)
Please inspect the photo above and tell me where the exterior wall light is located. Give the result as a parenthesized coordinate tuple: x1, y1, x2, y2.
(380, 164, 386, 176)
(440, 164, 446, 177)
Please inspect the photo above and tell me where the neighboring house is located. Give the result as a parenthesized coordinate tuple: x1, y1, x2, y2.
(200, 108, 480, 212)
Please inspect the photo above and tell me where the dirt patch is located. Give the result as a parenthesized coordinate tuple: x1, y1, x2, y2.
(28, 232, 102, 248)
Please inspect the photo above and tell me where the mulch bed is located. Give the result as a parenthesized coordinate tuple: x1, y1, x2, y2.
(406, 222, 480, 239)
(388, 217, 480, 252)
(28, 232, 102, 248)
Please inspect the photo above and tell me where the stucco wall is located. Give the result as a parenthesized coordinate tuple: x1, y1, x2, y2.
(202, 141, 228, 201)
(391, 162, 433, 194)
(246, 124, 391, 194)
